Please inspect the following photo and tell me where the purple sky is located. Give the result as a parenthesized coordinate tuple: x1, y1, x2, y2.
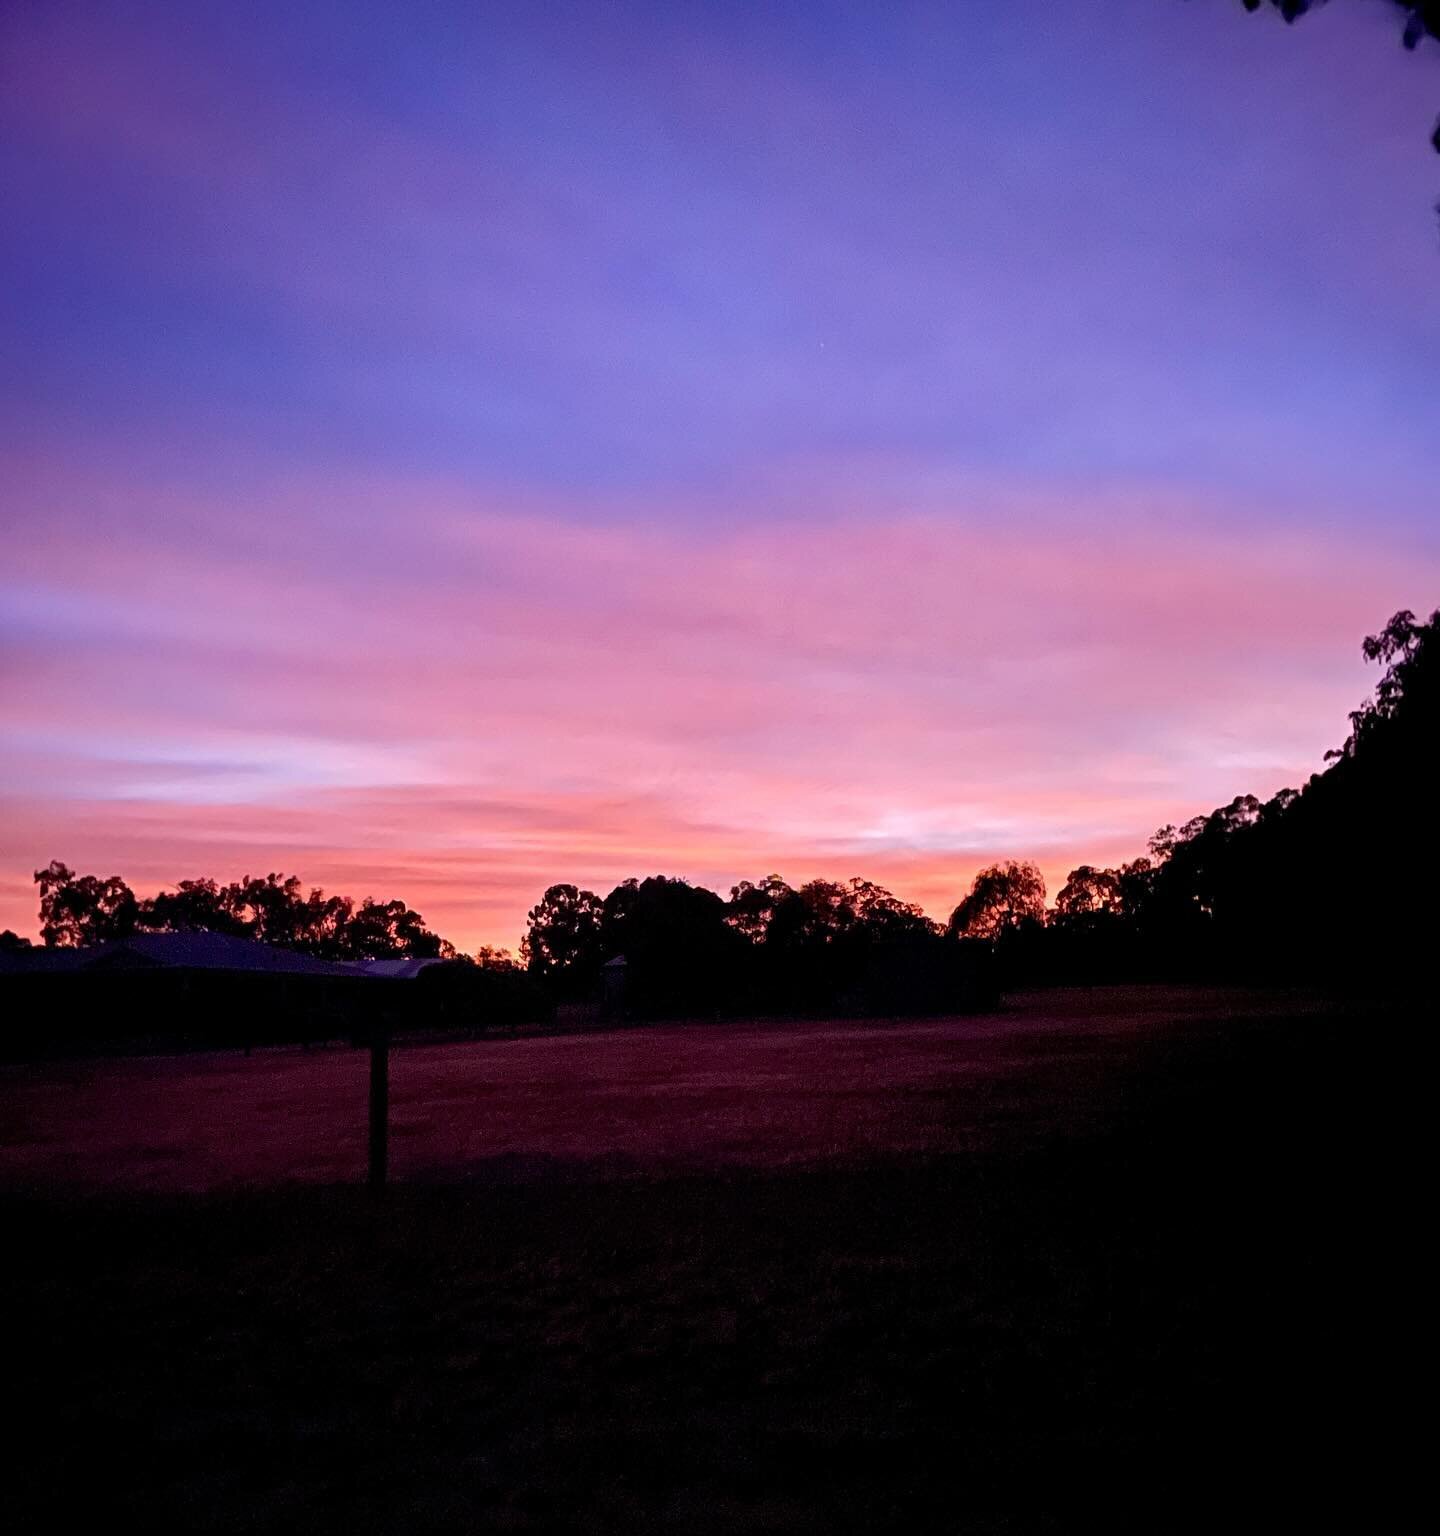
(2, 0, 1438, 949)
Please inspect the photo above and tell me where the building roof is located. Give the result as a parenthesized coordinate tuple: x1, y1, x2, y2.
(94, 932, 369, 977)
(0, 932, 365, 978)
(0, 933, 454, 978)
(342, 956, 448, 980)
(0, 946, 92, 976)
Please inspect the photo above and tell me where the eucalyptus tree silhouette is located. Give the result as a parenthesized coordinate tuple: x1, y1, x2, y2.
(520, 883, 605, 992)
(30, 863, 450, 959)
(946, 862, 1047, 941)
(1238, 1, 1440, 185)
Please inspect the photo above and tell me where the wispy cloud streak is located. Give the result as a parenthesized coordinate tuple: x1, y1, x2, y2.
(4, 462, 1433, 947)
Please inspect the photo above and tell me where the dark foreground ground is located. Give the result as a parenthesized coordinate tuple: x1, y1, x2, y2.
(0, 990, 1410, 1531)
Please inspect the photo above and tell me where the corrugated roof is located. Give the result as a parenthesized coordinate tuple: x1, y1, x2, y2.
(343, 956, 447, 980)
(0, 933, 366, 978)
(94, 932, 366, 976)
(0, 946, 93, 975)
(0, 933, 444, 978)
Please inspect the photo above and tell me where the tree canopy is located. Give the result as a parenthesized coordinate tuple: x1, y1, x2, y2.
(516, 870, 989, 1017)
(509, 609, 1437, 1008)
(30, 863, 453, 961)
(1038, 607, 1438, 990)
(24, 606, 1435, 1011)
(947, 862, 1047, 941)
(1241, 1, 1440, 160)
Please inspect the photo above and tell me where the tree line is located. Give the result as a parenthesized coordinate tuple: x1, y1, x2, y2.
(519, 873, 997, 1018)
(986, 605, 1438, 993)
(515, 607, 1437, 1007)
(1242, 3, 1440, 157)
(5, 607, 1433, 1013)
(5, 867, 454, 962)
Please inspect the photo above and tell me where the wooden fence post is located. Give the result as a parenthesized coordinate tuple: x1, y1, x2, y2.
(368, 1025, 389, 1193)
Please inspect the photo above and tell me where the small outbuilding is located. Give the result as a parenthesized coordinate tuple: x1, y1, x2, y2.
(0, 933, 390, 1057)
(601, 954, 628, 1017)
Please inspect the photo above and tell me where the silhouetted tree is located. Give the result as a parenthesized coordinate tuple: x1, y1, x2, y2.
(848, 878, 937, 937)
(505, 869, 986, 1018)
(34, 862, 140, 947)
(226, 873, 315, 949)
(1054, 865, 1122, 920)
(32, 862, 450, 959)
(599, 875, 744, 1017)
(1115, 857, 1159, 914)
(726, 875, 796, 942)
(1243, 0, 1438, 52)
(1331, 608, 1427, 757)
(752, 876, 969, 1014)
(139, 877, 248, 937)
(767, 879, 860, 947)
(475, 945, 521, 972)
(947, 862, 1047, 941)
(340, 896, 447, 959)
(0, 929, 33, 952)
(1239, 2, 1440, 156)
(521, 883, 605, 991)
(1026, 607, 1437, 991)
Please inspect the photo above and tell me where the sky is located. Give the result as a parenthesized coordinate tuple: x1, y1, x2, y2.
(2, 0, 1438, 952)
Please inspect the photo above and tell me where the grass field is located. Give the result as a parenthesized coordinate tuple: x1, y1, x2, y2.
(0, 989, 1399, 1531)
(0, 987, 1324, 1192)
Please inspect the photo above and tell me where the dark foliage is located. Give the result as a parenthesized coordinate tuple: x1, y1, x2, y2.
(515, 609, 1436, 1012)
(519, 883, 605, 996)
(599, 876, 749, 1018)
(946, 861, 1046, 940)
(1037, 607, 1439, 992)
(408, 958, 553, 1033)
(1238, 0, 1440, 196)
(25, 605, 1434, 1019)
(757, 877, 991, 1016)
(9, 870, 555, 1055)
(2, 997, 1400, 1531)
(30, 864, 454, 961)
(521, 871, 995, 1019)
(0, 968, 388, 1060)
(1243, 0, 1439, 54)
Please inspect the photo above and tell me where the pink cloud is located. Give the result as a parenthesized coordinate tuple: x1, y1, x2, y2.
(4, 461, 1435, 951)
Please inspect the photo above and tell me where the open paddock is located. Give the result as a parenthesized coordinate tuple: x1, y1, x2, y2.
(0, 987, 1398, 1532)
(0, 986, 1330, 1193)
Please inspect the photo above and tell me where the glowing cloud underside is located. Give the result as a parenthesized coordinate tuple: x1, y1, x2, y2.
(2, 0, 1438, 948)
